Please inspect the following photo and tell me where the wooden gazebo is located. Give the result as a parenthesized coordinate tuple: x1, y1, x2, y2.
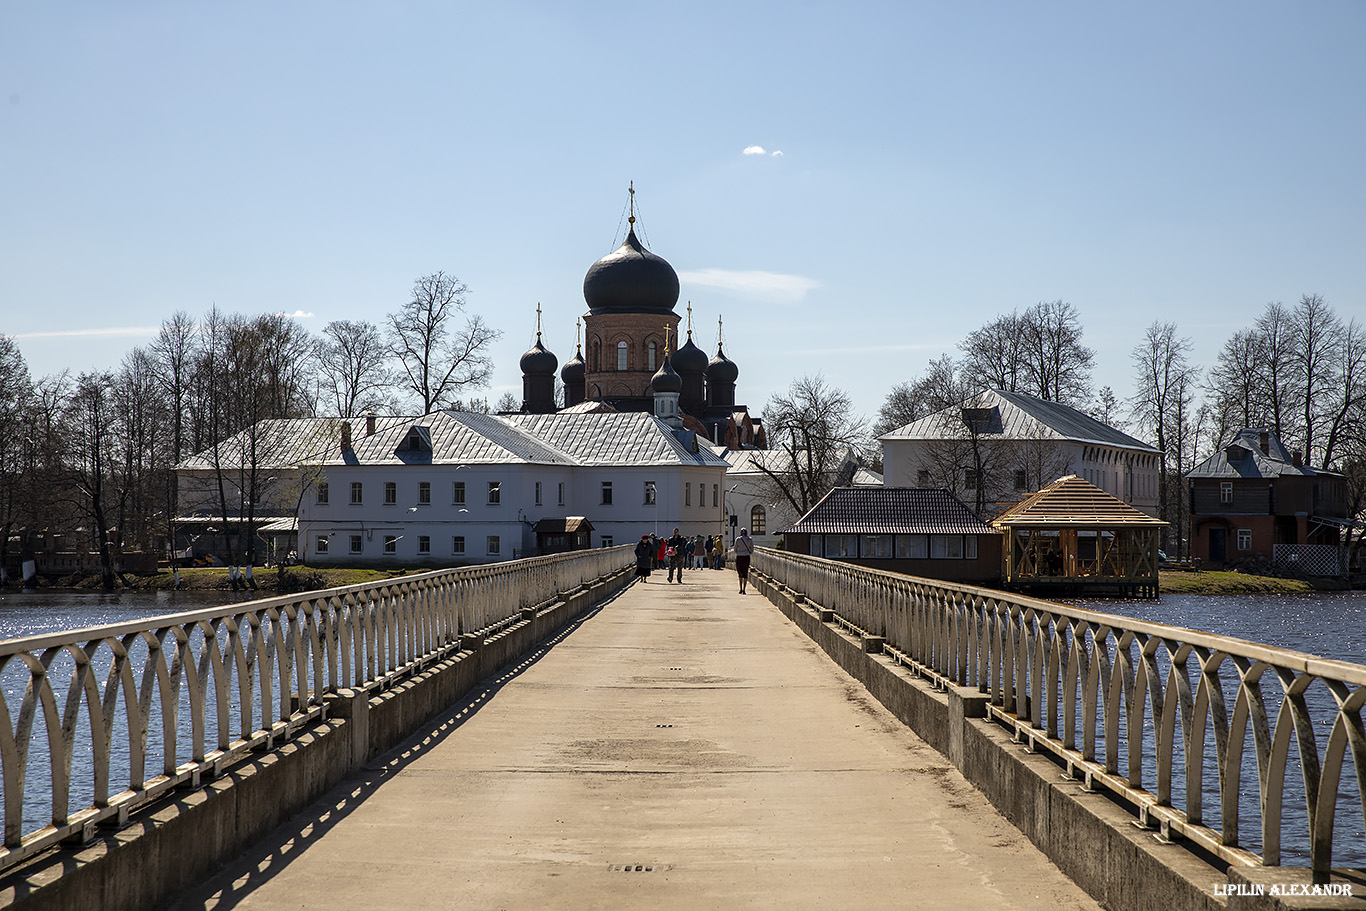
(992, 475, 1167, 598)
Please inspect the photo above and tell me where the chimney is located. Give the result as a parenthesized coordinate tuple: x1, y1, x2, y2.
(341, 421, 352, 452)
(1292, 449, 1303, 467)
(1258, 431, 1270, 455)
(365, 412, 376, 436)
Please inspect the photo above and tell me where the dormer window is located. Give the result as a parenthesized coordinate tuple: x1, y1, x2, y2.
(961, 406, 1002, 434)
(397, 426, 432, 453)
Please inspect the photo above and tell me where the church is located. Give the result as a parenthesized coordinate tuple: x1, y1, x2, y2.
(517, 190, 767, 451)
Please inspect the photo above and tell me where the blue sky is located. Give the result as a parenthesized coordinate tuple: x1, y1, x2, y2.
(3, 2, 1364, 423)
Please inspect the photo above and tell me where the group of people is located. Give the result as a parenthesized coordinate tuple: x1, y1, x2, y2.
(634, 527, 755, 592)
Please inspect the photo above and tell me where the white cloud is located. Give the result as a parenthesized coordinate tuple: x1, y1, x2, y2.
(678, 268, 818, 303)
(12, 325, 159, 339)
(280, 310, 315, 319)
(771, 150, 783, 157)
(742, 145, 767, 155)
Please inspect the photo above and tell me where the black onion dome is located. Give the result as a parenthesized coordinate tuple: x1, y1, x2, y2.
(650, 356, 682, 394)
(519, 338, 558, 375)
(582, 227, 680, 315)
(560, 347, 585, 384)
(673, 334, 708, 375)
(706, 344, 738, 383)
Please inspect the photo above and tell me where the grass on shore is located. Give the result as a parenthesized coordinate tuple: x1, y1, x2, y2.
(1159, 569, 1315, 595)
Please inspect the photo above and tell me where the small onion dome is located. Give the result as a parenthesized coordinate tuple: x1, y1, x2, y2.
(672, 334, 708, 376)
(650, 356, 683, 394)
(582, 227, 680, 315)
(706, 344, 738, 384)
(560, 346, 585, 385)
(519, 337, 558, 375)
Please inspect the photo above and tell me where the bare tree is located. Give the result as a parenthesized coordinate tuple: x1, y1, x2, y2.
(1290, 293, 1343, 465)
(873, 355, 965, 438)
(0, 336, 31, 582)
(1320, 318, 1366, 470)
(1252, 301, 1296, 442)
(388, 272, 501, 412)
(959, 301, 1094, 406)
(1130, 321, 1198, 551)
(757, 375, 868, 518)
(1206, 328, 1263, 445)
(317, 319, 394, 418)
(63, 371, 121, 588)
(1088, 385, 1123, 428)
(959, 312, 1030, 393)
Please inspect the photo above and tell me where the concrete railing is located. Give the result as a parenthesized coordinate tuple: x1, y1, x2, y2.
(754, 547, 1366, 883)
(0, 546, 633, 875)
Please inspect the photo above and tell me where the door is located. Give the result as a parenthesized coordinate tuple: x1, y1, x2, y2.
(1209, 528, 1226, 563)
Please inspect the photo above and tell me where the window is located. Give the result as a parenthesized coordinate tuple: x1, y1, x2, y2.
(750, 504, 766, 535)
(861, 535, 892, 558)
(827, 535, 858, 557)
(452, 536, 465, 555)
(931, 534, 964, 559)
(351, 482, 363, 504)
(453, 481, 466, 504)
(916, 470, 930, 487)
(350, 535, 362, 554)
(685, 483, 691, 506)
(385, 481, 397, 505)
(964, 469, 978, 490)
(1014, 470, 1027, 490)
(316, 482, 329, 505)
(648, 341, 657, 370)
(419, 481, 431, 504)
(601, 536, 613, 547)
(617, 341, 628, 371)
(384, 535, 397, 554)
(896, 535, 928, 559)
(535, 481, 542, 506)
(601, 481, 612, 505)
(966, 537, 979, 559)
(487, 535, 500, 555)
(644, 481, 656, 505)
(488, 481, 501, 505)
(558, 482, 565, 506)
(418, 535, 430, 555)
(1220, 481, 1233, 504)
(713, 484, 719, 508)
(1237, 528, 1252, 551)
(316, 534, 329, 554)
(808, 537, 825, 557)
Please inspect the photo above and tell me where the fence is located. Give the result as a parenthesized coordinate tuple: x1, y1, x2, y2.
(1273, 544, 1347, 577)
(0, 546, 632, 873)
(754, 547, 1366, 882)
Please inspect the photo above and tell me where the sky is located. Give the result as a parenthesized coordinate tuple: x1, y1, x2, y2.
(3, 1, 1364, 428)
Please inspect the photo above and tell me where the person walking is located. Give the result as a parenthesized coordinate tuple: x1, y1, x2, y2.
(655, 535, 666, 570)
(703, 534, 714, 570)
(683, 535, 695, 572)
(733, 527, 754, 594)
(667, 528, 686, 583)
(634, 534, 653, 581)
(713, 535, 725, 569)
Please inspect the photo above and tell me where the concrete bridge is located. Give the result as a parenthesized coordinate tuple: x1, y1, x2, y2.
(0, 549, 1362, 910)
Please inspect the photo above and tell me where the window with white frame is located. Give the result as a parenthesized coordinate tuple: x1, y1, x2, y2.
(488, 481, 501, 505)
(861, 535, 892, 558)
(453, 481, 465, 504)
(316, 534, 329, 554)
(385, 481, 397, 505)
(808, 537, 824, 557)
(617, 341, 628, 371)
(896, 535, 928, 559)
(648, 341, 657, 370)
(601, 481, 612, 505)
(930, 534, 964, 559)
(384, 535, 397, 554)
(1237, 528, 1252, 550)
(826, 535, 858, 557)
(419, 481, 431, 504)
(418, 535, 430, 554)
(351, 482, 363, 504)
(601, 536, 612, 547)
(644, 481, 656, 505)
(452, 536, 465, 555)
(1220, 481, 1233, 504)
(316, 482, 329, 505)
(750, 504, 766, 535)
(487, 535, 500, 555)
(350, 535, 362, 553)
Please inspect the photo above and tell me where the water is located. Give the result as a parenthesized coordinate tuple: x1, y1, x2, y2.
(0, 589, 253, 642)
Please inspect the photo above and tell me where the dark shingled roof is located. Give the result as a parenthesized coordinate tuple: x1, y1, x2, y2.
(1186, 428, 1338, 480)
(778, 487, 997, 536)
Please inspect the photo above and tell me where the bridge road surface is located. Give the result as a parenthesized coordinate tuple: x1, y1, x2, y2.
(172, 569, 1101, 911)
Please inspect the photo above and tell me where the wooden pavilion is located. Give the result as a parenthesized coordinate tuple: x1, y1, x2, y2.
(992, 475, 1167, 598)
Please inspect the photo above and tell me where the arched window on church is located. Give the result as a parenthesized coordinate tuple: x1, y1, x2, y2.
(648, 341, 657, 371)
(750, 505, 766, 535)
(591, 340, 600, 372)
(617, 341, 628, 371)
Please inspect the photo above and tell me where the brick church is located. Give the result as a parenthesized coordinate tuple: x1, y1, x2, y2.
(518, 191, 766, 451)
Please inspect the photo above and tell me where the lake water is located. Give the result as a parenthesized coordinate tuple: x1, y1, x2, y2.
(0, 589, 253, 642)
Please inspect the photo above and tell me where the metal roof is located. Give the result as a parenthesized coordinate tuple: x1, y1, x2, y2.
(778, 487, 998, 536)
(992, 475, 1167, 528)
(1186, 429, 1338, 480)
(175, 418, 348, 471)
(880, 389, 1158, 453)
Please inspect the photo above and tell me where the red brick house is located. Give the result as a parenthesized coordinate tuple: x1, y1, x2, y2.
(1187, 429, 1348, 572)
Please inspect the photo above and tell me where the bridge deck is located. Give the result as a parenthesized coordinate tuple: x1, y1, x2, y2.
(172, 568, 1100, 910)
